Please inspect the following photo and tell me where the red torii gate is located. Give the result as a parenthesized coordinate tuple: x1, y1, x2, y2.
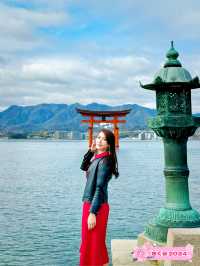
(76, 108, 131, 148)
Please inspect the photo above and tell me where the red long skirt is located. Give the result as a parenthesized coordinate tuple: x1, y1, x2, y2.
(79, 201, 110, 266)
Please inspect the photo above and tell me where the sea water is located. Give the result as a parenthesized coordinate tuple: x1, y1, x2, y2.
(0, 139, 199, 266)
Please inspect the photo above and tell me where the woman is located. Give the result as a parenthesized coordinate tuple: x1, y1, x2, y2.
(79, 128, 119, 266)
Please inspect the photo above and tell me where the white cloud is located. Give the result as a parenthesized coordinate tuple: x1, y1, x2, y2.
(1, 51, 200, 113)
(0, 0, 200, 113)
(0, 54, 155, 110)
(0, 3, 69, 53)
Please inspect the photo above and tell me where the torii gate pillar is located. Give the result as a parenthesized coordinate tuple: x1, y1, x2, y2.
(88, 116, 94, 148)
(113, 115, 119, 148)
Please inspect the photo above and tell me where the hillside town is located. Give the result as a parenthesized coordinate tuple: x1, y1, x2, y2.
(1, 128, 200, 141)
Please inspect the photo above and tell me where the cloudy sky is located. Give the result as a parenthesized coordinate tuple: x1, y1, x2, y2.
(1, 0, 200, 112)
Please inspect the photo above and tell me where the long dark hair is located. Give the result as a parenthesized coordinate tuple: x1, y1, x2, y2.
(99, 128, 119, 179)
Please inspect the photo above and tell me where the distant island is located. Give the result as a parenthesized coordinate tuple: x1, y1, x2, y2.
(0, 102, 200, 140)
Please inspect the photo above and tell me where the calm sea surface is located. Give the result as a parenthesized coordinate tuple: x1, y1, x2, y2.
(0, 139, 199, 266)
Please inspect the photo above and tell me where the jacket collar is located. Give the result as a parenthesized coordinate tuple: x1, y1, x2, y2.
(94, 151, 110, 160)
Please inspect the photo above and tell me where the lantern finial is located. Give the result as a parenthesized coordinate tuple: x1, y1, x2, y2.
(164, 41, 182, 67)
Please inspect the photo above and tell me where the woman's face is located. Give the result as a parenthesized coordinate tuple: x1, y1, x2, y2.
(95, 131, 109, 153)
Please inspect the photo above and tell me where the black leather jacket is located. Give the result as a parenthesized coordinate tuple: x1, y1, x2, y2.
(80, 150, 112, 215)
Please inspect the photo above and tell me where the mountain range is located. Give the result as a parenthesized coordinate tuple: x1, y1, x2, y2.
(0, 103, 199, 134)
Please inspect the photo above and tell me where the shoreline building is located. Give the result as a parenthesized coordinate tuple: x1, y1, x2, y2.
(53, 130, 81, 140)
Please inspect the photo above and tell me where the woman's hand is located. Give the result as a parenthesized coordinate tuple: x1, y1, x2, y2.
(87, 213, 96, 230)
(90, 140, 97, 153)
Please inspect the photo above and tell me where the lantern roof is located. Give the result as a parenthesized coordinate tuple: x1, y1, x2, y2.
(140, 41, 200, 90)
